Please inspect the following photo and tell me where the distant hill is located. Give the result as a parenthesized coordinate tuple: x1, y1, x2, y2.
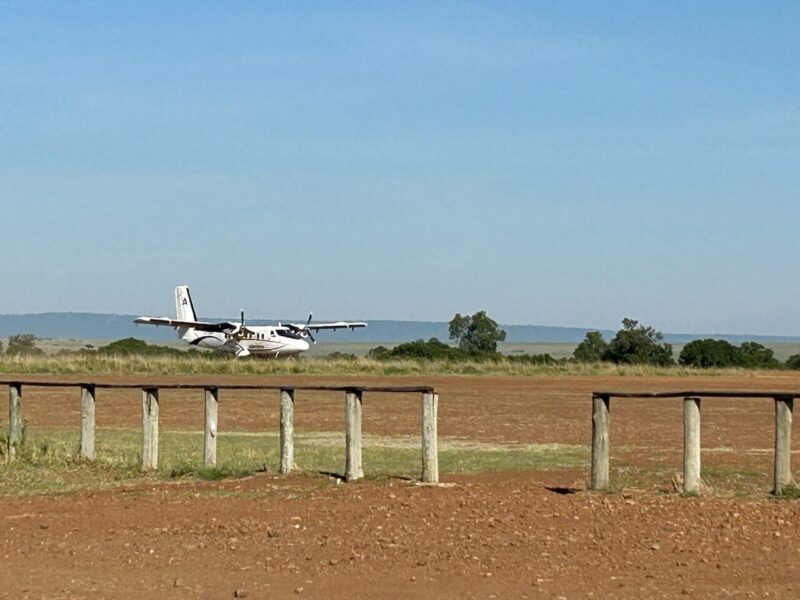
(2, 312, 800, 345)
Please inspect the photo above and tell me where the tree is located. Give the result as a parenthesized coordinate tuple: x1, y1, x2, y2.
(740, 342, 782, 369)
(448, 314, 470, 343)
(5, 334, 44, 356)
(448, 311, 506, 355)
(603, 318, 674, 366)
(574, 331, 608, 362)
(0, 340, 4, 354)
(679, 339, 744, 368)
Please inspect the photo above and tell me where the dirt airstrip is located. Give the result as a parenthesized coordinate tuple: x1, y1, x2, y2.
(2, 373, 800, 598)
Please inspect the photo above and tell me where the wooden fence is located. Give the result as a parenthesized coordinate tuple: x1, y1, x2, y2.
(10, 380, 795, 494)
(1, 381, 439, 484)
(591, 390, 797, 495)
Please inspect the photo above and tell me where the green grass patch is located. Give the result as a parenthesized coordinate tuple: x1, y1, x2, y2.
(700, 465, 771, 497)
(774, 484, 800, 500)
(701, 465, 764, 480)
(440, 443, 587, 474)
(0, 428, 587, 496)
(605, 462, 776, 498)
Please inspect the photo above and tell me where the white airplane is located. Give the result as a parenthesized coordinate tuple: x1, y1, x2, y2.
(134, 286, 366, 358)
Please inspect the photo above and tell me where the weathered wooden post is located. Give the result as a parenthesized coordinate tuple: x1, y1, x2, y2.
(80, 385, 96, 461)
(421, 392, 439, 483)
(683, 397, 702, 495)
(345, 389, 363, 481)
(141, 387, 159, 471)
(591, 394, 610, 490)
(774, 396, 794, 494)
(8, 383, 23, 461)
(280, 388, 294, 475)
(204, 387, 218, 468)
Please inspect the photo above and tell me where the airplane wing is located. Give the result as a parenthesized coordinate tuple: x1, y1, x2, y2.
(286, 321, 367, 333)
(134, 316, 238, 333)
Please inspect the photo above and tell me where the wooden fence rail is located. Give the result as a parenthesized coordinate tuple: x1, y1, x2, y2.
(1, 381, 438, 484)
(591, 390, 798, 495)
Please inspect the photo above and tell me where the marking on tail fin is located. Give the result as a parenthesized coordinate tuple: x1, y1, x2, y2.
(176, 285, 199, 322)
(185, 287, 198, 321)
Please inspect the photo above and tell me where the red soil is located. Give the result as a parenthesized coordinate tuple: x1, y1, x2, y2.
(2, 373, 800, 598)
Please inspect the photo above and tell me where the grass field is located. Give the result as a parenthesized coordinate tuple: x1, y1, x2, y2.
(0, 427, 587, 496)
(4, 350, 800, 377)
(6, 338, 800, 360)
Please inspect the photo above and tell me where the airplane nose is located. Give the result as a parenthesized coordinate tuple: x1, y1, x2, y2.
(299, 339, 310, 351)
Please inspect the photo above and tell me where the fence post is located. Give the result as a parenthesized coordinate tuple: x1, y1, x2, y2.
(280, 388, 295, 475)
(421, 392, 439, 483)
(345, 389, 363, 481)
(591, 394, 610, 490)
(8, 384, 23, 461)
(774, 397, 794, 495)
(141, 388, 159, 471)
(204, 388, 218, 468)
(683, 397, 702, 495)
(80, 385, 96, 461)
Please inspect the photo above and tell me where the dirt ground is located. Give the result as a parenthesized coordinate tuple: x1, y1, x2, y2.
(3, 373, 800, 598)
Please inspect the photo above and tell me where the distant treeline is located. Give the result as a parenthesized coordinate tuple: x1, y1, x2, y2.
(364, 316, 800, 370)
(571, 318, 800, 370)
(4, 313, 800, 371)
(0, 335, 214, 359)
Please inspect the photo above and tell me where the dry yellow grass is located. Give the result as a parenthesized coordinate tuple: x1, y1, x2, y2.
(0, 352, 782, 378)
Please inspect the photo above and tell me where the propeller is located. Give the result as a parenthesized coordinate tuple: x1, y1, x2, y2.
(230, 309, 254, 341)
(283, 311, 317, 343)
(304, 312, 316, 343)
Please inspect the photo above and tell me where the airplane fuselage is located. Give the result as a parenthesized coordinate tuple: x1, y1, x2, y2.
(190, 327, 311, 357)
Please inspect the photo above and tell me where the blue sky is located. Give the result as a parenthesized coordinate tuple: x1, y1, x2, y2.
(1, 2, 798, 334)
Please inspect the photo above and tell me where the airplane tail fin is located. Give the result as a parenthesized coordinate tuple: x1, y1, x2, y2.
(175, 285, 200, 341)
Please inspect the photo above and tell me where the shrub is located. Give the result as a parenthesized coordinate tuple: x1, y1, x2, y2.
(96, 338, 187, 357)
(786, 354, 800, 370)
(369, 338, 469, 361)
(506, 353, 562, 365)
(679, 339, 745, 368)
(366, 346, 391, 360)
(325, 352, 358, 361)
(5, 334, 44, 356)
